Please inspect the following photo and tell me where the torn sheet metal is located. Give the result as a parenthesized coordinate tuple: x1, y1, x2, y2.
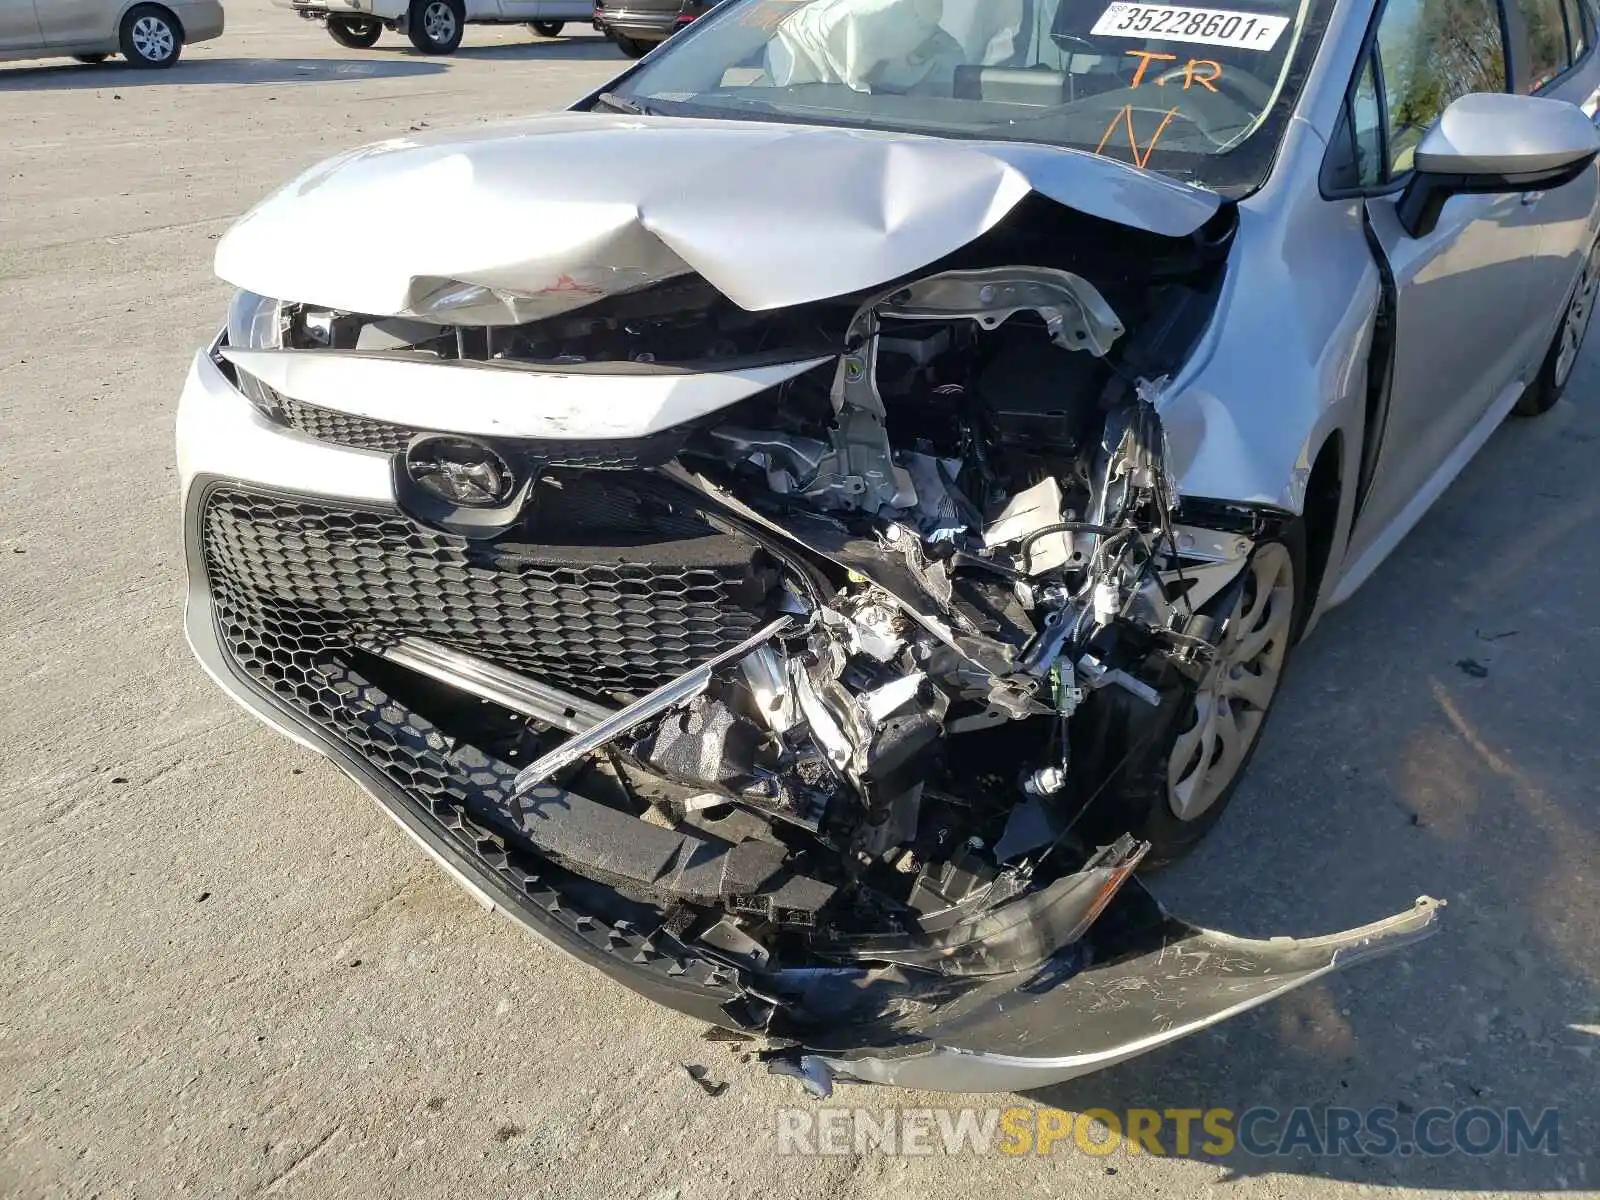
(807, 889, 1444, 1092)
(215, 112, 1220, 322)
(877, 266, 1126, 356)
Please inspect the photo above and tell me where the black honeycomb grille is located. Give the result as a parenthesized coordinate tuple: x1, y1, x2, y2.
(194, 482, 764, 1006)
(276, 393, 413, 453)
(266, 391, 690, 468)
(214, 647, 740, 996)
(199, 485, 767, 702)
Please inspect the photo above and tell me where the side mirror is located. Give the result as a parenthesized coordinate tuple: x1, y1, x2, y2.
(1398, 92, 1600, 237)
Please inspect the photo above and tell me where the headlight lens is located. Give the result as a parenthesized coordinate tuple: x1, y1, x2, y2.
(226, 289, 282, 351)
(224, 291, 284, 416)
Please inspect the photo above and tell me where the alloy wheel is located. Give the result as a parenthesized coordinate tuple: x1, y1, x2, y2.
(423, 1, 457, 43)
(132, 15, 176, 62)
(1167, 541, 1294, 821)
(1554, 239, 1600, 390)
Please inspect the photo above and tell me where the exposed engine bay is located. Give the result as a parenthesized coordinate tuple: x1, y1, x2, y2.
(223, 211, 1285, 976)
(196, 152, 1440, 1088)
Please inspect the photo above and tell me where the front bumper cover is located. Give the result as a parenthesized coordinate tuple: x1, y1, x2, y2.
(178, 349, 1442, 1092)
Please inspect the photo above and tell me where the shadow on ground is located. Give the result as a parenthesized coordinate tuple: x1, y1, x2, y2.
(1015, 372, 1600, 1190)
(0, 55, 448, 89)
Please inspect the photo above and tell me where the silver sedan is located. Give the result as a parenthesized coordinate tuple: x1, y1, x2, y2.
(177, 0, 1600, 1091)
(0, 0, 224, 67)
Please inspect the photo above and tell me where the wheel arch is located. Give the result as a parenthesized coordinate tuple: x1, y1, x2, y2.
(1299, 429, 1345, 636)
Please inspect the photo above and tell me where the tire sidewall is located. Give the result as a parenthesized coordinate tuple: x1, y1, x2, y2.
(1516, 233, 1600, 417)
(328, 16, 383, 47)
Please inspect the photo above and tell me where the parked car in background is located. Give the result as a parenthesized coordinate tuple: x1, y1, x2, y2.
(593, 0, 722, 57)
(284, 0, 590, 53)
(0, 0, 223, 67)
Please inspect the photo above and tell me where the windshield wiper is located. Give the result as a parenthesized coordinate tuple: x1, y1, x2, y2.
(593, 91, 656, 116)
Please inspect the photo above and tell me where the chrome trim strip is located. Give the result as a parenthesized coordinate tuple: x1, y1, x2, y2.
(369, 636, 616, 734)
(220, 348, 832, 439)
(512, 615, 795, 794)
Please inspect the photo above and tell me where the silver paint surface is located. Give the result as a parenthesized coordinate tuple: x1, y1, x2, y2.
(214, 111, 1220, 322)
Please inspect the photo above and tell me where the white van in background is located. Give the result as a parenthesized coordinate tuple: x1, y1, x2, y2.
(284, 0, 592, 53)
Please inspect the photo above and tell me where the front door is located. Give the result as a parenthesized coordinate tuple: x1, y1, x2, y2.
(1347, 0, 1548, 561)
(33, 0, 114, 45)
(0, 0, 43, 50)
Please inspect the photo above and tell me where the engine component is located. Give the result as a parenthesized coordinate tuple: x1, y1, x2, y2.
(512, 617, 795, 794)
(634, 695, 769, 794)
(982, 477, 1079, 574)
(973, 327, 1101, 455)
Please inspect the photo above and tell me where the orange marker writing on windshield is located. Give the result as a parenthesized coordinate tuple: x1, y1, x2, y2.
(1125, 49, 1177, 86)
(1125, 50, 1225, 92)
(1095, 105, 1181, 169)
(1178, 59, 1223, 91)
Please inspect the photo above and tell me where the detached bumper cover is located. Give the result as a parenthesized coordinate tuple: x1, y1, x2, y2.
(810, 892, 1440, 1092)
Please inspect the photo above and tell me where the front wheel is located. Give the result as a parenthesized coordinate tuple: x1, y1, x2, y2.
(407, 0, 464, 53)
(328, 15, 383, 47)
(613, 32, 651, 57)
(529, 20, 563, 36)
(1514, 235, 1600, 417)
(1128, 531, 1303, 866)
(119, 4, 182, 68)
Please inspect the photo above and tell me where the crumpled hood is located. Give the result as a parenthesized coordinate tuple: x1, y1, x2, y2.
(215, 111, 1220, 321)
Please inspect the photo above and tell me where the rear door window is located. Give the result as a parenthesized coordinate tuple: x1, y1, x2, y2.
(1517, 0, 1573, 89)
(1559, 0, 1588, 59)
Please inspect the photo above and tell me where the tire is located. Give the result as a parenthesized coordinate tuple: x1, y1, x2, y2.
(529, 20, 564, 36)
(1514, 235, 1600, 417)
(327, 16, 383, 47)
(119, 4, 182, 69)
(613, 32, 652, 57)
(407, 0, 464, 54)
(1117, 525, 1306, 867)
(73, 53, 110, 64)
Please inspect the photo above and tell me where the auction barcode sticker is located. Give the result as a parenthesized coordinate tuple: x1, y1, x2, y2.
(1089, 3, 1290, 50)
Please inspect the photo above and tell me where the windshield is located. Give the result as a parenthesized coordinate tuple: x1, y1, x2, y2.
(601, 0, 1331, 195)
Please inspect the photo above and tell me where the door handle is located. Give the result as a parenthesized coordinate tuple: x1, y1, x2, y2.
(1521, 190, 1546, 206)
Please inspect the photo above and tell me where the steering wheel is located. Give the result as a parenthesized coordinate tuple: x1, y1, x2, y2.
(1152, 61, 1274, 110)
(1054, 31, 1104, 56)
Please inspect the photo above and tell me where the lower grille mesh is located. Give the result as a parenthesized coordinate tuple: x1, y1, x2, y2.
(199, 485, 767, 702)
(267, 391, 691, 468)
(193, 481, 766, 1001)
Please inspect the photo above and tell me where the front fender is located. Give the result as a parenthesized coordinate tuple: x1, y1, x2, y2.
(1160, 121, 1379, 517)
